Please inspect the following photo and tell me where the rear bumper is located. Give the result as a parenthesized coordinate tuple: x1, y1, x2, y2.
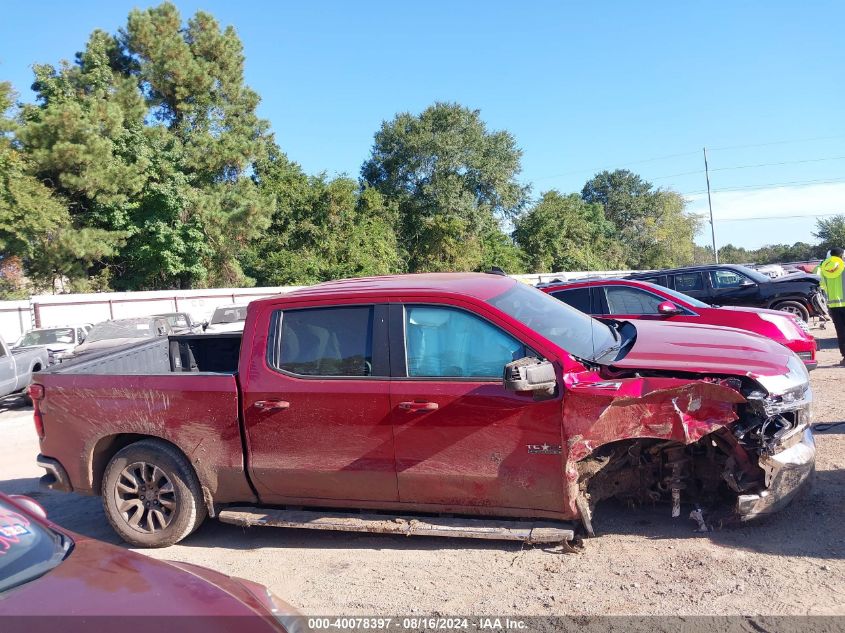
(37, 454, 73, 493)
(735, 428, 815, 520)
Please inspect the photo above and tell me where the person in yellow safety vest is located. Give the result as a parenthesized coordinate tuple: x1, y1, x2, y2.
(819, 247, 845, 365)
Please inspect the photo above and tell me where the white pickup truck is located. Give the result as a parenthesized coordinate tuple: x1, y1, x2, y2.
(0, 334, 49, 400)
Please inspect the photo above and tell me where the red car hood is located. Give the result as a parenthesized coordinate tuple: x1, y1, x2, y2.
(611, 319, 793, 378)
(0, 536, 284, 630)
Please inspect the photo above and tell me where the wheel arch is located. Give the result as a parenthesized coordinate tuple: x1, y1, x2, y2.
(91, 433, 215, 517)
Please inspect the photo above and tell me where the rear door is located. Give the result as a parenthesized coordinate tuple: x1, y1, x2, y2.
(242, 303, 398, 503)
(388, 301, 565, 512)
(672, 272, 710, 303)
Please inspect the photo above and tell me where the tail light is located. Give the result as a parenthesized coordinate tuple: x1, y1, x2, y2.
(27, 384, 45, 439)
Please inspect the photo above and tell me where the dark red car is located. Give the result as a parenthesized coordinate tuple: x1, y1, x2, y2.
(540, 278, 817, 369)
(0, 493, 302, 632)
(33, 273, 815, 546)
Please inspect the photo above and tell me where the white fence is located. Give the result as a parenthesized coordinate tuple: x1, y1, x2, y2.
(0, 286, 302, 343)
(0, 270, 640, 343)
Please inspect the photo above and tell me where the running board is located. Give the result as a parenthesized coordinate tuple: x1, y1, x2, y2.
(217, 507, 575, 544)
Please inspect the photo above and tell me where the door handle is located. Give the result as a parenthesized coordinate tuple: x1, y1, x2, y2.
(398, 401, 439, 412)
(254, 399, 290, 411)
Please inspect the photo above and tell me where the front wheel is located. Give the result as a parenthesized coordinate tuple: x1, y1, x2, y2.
(102, 439, 207, 547)
(774, 300, 810, 322)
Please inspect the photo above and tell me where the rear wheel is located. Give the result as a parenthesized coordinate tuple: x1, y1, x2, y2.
(774, 300, 810, 322)
(102, 439, 206, 547)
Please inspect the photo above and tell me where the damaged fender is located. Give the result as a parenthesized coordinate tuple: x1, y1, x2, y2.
(561, 374, 747, 527)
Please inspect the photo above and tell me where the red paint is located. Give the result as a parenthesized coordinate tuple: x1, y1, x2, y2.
(0, 494, 295, 630)
(35, 273, 802, 527)
(541, 278, 816, 367)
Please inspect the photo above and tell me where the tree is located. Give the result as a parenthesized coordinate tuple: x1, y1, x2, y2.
(581, 169, 701, 269)
(16, 2, 273, 290)
(243, 148, 401, 285)
(514, 191, 622, 272)
(362, 102, 529, 272)
(814, 215, 845, 256)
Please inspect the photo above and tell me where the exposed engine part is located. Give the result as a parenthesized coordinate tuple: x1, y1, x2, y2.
(662, 446, 690, 518)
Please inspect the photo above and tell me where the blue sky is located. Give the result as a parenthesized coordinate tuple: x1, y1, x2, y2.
(2, 1, 843, 249)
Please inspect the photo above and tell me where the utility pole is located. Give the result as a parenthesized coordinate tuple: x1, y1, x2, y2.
(703, 147, 718, 263)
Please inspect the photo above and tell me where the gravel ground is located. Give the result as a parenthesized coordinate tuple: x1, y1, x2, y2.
(1, 327, 843, 617)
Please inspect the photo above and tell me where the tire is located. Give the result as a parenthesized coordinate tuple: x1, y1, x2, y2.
(774, 301, 810, 322)
(102, 439, 207, 548)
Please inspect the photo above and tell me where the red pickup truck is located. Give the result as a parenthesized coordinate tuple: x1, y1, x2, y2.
(32, 273, 815, 548)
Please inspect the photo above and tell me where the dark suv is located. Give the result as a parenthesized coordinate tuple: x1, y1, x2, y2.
(627, 264, 824, 321)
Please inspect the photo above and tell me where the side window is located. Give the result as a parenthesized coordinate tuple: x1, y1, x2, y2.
(0, 343, 6, 358)
(604, 286, 665, 315)
(673, 272, 705, 292)
(550, 288, 592, 314)
(710, 270, 750, 289)
(271, 306, 375, 377)
(404, 305, 524, 378)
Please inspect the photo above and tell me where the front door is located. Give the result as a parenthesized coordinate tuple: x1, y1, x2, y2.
(708, 269, 763, 307)
(0, 343, 15, 396)
(389, 303, 565, 513)
(243, 304, 398, 503)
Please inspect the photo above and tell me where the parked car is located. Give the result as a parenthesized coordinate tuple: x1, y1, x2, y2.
(0, 335, 48, 401)
(66, 317, 172, 359)
(12, 325, 92, 364)
(540, 278, 817, 369)
(33, 273, 814, 548)
(0, 493, 302, 631)
(627, 264, 825, 321)
(204, 304, 249, 333)
(154, 312, 203, 334)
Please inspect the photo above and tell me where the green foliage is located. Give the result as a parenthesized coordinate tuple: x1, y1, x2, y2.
(243, 150, 401, 285)
(514, 191, 622, 272)
(581, 170, 701, 269)
(362, 102, 529, 272)
(813, 215, 845, 255)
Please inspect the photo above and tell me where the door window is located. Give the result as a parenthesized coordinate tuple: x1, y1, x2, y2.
(604, 286, 666, 314)
(271, 306, 376, 377)
(710, 269, 750, 289)
(673, 272, 705, 292)
(404, 306, 524, 378)
(550, 288, 591, 314)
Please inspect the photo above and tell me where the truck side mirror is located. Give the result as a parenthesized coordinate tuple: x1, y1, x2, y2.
(503, 357, 557, 399)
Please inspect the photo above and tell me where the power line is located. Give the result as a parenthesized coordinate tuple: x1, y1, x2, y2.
(713, 211, 843, 223)
(681, 177, 845, 197)
(707, 134, 845, 152)
(709, 155, 845, 172)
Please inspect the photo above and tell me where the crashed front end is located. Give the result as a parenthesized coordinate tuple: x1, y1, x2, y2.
(731, 355, 815, 520)
(566, 354, 815, 533)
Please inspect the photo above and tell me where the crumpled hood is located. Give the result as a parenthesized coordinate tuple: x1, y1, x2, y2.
(611, 319, 793, 379)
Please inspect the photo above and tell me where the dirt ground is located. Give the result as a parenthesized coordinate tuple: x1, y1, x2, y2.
(1, 327, 843, 617)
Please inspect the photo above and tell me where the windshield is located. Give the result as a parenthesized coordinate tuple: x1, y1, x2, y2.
(17, 328, 75, 347)
(159, 314, 189, 327)
(211, 307, 248, 324)
(733, 265, 771, 284)
(0, 499, 71, 593)
(647, 284, 711, 308)
(86, 320, 155, 343)
(488, 282, 618, 362)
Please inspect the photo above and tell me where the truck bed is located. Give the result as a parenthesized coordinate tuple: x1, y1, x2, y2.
(50, 333, 242, 376)
(35, 332, 255, 503)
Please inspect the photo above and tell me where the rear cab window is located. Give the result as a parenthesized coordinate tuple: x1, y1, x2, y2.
(268, 306, 386, 377)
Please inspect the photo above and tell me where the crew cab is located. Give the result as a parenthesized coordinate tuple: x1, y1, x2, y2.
(0, 335, 48, 401)
(540, 278, 817, 369)
(627, 264, 825, 321)
(33, 274, 815, 548)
